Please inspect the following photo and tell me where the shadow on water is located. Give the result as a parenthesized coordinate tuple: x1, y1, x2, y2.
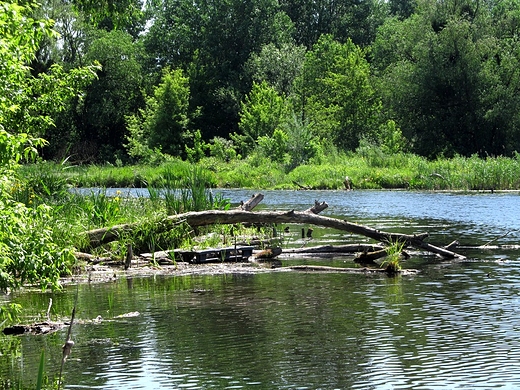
(2, 190, 520, 389)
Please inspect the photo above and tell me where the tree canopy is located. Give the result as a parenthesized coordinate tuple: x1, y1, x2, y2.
(9, 0, 520, 163)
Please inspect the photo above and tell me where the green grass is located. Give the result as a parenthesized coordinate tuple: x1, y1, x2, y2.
(13, 150, 520, 257)
(21, 150, 518, 191)
(13, 163, 237, 258)
(381, 240, 405, 275)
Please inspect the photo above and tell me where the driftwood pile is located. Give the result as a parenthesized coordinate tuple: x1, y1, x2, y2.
(80, 193, 466, 267)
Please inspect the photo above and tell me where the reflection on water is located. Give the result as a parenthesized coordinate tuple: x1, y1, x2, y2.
(2, 190, 520, 389)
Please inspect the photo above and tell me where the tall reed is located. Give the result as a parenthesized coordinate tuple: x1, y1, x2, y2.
(148, 165, 229, 214)
(20, 149, 520, 192)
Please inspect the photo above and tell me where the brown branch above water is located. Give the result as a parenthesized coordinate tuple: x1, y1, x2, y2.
(83, 208, 465, 260)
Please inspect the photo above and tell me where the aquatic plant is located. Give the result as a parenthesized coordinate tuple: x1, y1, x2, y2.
(89, 189, 122, 226)
(17, 161, 73, 203)
(381, 240, 405, 275)
(54, 150, 520, 191)
(36, 350, 45, 390)
(148, 165, 228, 214)
(0, 303, 22, 328)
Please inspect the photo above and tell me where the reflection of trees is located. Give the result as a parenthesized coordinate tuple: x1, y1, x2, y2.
(260, 273, 373, 388)
(66, 273, 379, 388)
(0, 289, 77, 388)
(0, 330, 66, 389)
(64, 280, 162, 388)
(10, 270, 504, 388)
(0, 335, 23, 389)
(350, 268, 498, 387)
(136, 272, 376, 388)
(1, 272, 401, 388)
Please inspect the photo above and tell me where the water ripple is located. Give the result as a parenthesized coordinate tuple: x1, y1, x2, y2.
(6, 190, 520, 389)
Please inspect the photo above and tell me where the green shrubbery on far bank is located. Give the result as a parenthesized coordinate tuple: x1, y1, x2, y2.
(22, 146, 520, 191)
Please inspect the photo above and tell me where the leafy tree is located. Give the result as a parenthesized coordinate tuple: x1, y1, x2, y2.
(483, 0, 520, 154)
(207, 137, 237, 161)
(72, 0, 146, 35)
(238, 81, 288, 154)
(257, 128, 290, 164)
(0, 2, 97, 142)
(294, 35, 380, 151)
(126, 68, 190, 161)
(492, 0, 520, 39)
(377, 120, 407, 154)
(238, 81, 323, 168)
(281, 114, 323, 168)
(372, 0, 520, 157)
(279, 0, 383, 48)
(143, 0, 294, 140)
(30, 0, 91, 69)
(0, 1, 95, 308)
(48, 30, 143, 162)
(389, 0, 416, 19)
(185, 130, 207, 163)
(245, 42, 306, 97)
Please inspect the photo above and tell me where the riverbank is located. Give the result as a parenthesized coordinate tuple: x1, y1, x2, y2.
(61, 256, 419, 286)
(22, 151, 520, 191)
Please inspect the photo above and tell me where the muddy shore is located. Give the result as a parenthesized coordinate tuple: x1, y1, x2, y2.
(62, 255, 417, 286)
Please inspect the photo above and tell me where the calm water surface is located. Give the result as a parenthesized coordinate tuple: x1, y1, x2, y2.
(2, 190, 520, 389)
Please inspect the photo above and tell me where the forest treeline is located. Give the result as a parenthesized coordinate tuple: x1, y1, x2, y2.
(23, 0, 520, 165)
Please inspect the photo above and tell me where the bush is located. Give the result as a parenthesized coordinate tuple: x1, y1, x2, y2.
(0, 199, 75, 292)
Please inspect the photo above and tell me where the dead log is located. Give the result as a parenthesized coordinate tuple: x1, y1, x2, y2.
(3, 312, 140, 337)
(74, 252, 113, 264)
(83, 209, 465, 259)
(3, 322, 65, 336)
(293, 181, 311, 190)
(283, 244, 385, 254)
(343, 176, 352, 191)
(237, 193, 264, 211)
(287, 265, 419, 275)
(355, 248, 388, 265)
(124, 243, 133, 270)
(444, 240, 459, 250)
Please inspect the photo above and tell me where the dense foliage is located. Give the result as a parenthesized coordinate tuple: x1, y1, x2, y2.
(22, 0, 519, 164)
(0, 1, 96, 301)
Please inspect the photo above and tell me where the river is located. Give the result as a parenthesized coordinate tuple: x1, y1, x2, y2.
(1, 190, 520, 389)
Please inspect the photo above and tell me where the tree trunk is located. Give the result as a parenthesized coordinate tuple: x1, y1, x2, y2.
(83, 209, 465, 259)
(304, 200, 328, 214)
(287, 265, 419, 275)
(282, 244, 385, 254)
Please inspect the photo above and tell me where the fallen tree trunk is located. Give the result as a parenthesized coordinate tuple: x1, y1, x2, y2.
(84, 209, 465, 259)
(304, 200, 328, 214)
(2, 322, 65, 336)
(253, 247, 283, 259)
(3, 312, 140, 336)
(354, 248, 389, 266)
(282, 244, 385, 254)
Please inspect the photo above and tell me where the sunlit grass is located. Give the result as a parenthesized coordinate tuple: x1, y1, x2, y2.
(381, 240, 405, 275)
(15, 163, 232, 256)
(20, 150, 520, 192)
